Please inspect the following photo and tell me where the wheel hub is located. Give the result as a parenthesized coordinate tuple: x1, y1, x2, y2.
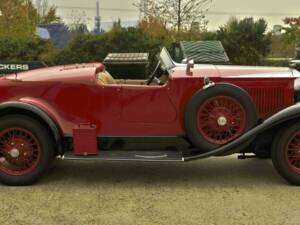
(217, 116, 227, 126)
(9, 148, 20, 158)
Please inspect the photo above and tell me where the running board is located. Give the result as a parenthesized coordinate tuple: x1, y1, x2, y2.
(62, 151, 184, 162)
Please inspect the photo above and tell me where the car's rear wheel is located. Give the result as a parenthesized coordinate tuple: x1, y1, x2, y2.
(184, 83, 257, 152)
(0, 115, 54, 186)
(272, 123, 300, 185)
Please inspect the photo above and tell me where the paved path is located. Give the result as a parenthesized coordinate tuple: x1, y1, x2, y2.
(0, 156, 299, 225)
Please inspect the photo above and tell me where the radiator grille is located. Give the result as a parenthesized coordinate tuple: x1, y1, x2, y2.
(245, 87, 286, 119)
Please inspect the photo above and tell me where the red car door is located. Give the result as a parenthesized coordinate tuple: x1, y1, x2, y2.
(121, 85, 177, 124)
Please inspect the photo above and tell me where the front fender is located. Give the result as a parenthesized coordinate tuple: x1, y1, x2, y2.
(185, 104, 300, 161)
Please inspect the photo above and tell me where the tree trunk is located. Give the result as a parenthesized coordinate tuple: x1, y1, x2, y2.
(177, 0, 181, 32)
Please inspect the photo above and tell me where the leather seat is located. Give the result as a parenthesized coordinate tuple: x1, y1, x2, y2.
(97, 70, 117, 85)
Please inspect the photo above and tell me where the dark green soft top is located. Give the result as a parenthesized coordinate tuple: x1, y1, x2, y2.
(180, 41, 230, 64)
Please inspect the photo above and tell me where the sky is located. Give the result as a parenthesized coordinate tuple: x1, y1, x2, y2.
(46, 0, 300, 31)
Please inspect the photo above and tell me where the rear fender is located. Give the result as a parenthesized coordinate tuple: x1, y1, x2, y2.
(185, 104, 300, 161)
(0, 101, 63, 153)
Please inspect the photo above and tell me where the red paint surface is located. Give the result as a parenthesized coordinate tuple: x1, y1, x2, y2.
(0, 63, 296, 138)
(73, 124, 98, 155)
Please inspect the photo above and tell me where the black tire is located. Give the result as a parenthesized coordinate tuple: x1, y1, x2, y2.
(272, 123, 300, 185)
(0, 115, 54, 186)
(184, 83, 257, 152)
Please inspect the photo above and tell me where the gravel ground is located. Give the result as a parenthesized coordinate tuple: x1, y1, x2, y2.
(0, 156, 299, 225)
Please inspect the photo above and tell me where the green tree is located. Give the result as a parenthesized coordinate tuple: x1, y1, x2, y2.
(48, 23, 174, 66)
(68, 9, 90, 33)
(0, 0, 37, 38)
(135, 0, 211, 32)
(282, 17, 300, 44)
(35, 0, 61, 24)
(205, 17, 272, 65)
(269, 35, 294, 58)
(0, 37, 53, 62)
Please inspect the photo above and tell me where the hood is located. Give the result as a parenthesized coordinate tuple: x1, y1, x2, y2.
(4, 63, 104, 83)
(171, 64, 294, 78)
(216, 65, 293, 78)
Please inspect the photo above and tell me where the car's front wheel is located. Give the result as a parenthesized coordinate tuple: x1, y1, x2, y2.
(0, 115, 54, 186)
(272, 122, 300, 185)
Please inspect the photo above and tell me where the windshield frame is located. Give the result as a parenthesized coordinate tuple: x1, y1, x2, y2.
(159, 47, 176, 71)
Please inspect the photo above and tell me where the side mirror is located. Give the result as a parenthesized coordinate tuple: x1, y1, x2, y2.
(186, 60, 194, 76)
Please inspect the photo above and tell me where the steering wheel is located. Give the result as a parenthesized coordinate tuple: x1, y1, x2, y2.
(146, 61, 161, 85)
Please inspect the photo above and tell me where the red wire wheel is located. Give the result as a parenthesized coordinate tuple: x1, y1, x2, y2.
(285, 131, 300, 174)
(0, 127, 41, 176)
(197, 96, 247, 145)
(184, 83, 257, 152)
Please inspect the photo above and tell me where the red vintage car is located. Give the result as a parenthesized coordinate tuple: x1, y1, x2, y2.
(1, 47, 300, 186)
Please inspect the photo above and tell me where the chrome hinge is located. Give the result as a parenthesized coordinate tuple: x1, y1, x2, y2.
(203, 77, 215, 90)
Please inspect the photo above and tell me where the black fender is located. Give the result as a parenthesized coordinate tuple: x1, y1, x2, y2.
(0, 101, 63, 153)
(185, 104, 300, 161)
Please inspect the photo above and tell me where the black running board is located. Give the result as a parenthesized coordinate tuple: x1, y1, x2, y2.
(62, 151, 184, 162)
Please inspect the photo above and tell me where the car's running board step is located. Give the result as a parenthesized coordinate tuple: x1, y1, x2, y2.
(62, 151, 184, 162)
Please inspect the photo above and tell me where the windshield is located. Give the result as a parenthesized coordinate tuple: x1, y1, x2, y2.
(159, 47, 175, 71)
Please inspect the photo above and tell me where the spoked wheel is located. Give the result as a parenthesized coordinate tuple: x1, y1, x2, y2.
(285, 132, 300, 173)
(0, 115, 54, 186)
(272, 123, 300, 185)
(197, 96, 247, 145)
(0, 128, 41, 176)
(185, 83, 257, 152)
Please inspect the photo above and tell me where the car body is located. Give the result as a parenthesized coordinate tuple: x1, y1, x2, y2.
(0, 61, 296, 136)
(1, 48, 300, 185)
